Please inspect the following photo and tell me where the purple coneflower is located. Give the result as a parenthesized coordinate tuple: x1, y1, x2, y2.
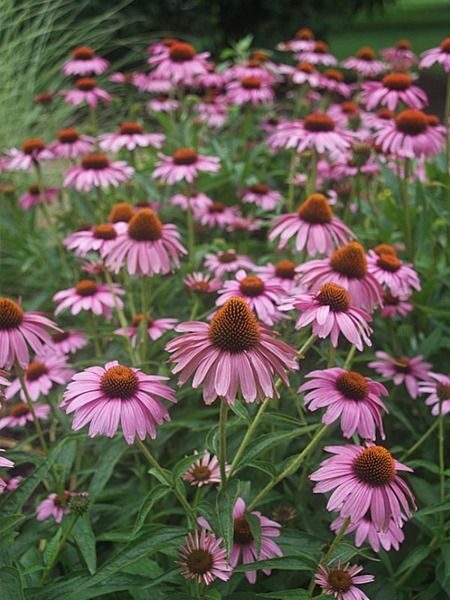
(182, 450, 226, 487)
(99, 121, 165, 152)
(153, 148, 220, 184)
(216, 270, 285, 326)
(256, 260, 298, 292)
(297, 40, 337, 65)
(166, 297, 297, 405)
(291, 62, 321, 87)
(419, 373, 450, 416)
(64, 222, 126, 258)
(342, 46, 387, 77)
(361, 73, 427, 111)
(315, 561, 374, 600)
(0, 450, 14, 493)
(18, 185, 59, 210)
(369, 352, 431, 399)
(194, 202, 238, 229)
(296, 242, 383, 312)
(149, 42, 209, 85)
(0, 297, 59, 369)
(6, 352, 74, 402)
(0, 402, 51, 430)
(184, 273, 222, 294)
(62, 46, 109, 76)
(177, 529, 232, 585)
(380, 291, 413, 319)
(226, 76, 274, 106)
(241, 183, 281, 211)
(36, 491, 73, 523)
(319, 69, 351, 98)
(269, 193, 352, 256)
(367, 249, 420, 297)
(299, 368, 388, 440)
(6, 138, 53, 171)
(64, 153, 133, 192)
(170, 191, 213, 212)
(53, 279, 124, 319)
(50, 127, 95, 159)
(331, 515, 405, 553)
(61, 78, 111, 108)
(50, 330, 88, 355)
(148, 95, 179, 113)
(0, 475, 22, 494)
(61, 361, 176, 443)
(310, 444, 416, 529)
(381, 40, 417, 71)
(281, 283, 373, 350)
(114, 314, 177, 346)
(204, 250, 255, 277)
(104, 209, 186, 276)
(419, 37, 450, 72)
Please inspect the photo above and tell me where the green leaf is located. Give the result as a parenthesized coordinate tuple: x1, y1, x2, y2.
(73, 514, 97, 575)
(0, 513, 26, 534)
(415, 500, 450, 517)
(217, 486, 240, 558)
(171, 454, 199, 481)
(246, 512, 261, 555)
(0, 567, 24, 600)
(258, 591, 310, 599)
(131, 484, 170, 537)
(229, 400, 250, 424)
(235, 556, 313, 572)
(396, 545, 431, 575)
(88, 438, 126, 500)
(43, 528, 63, 566)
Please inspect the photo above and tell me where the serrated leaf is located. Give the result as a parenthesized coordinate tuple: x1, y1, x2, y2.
(73, 514, 97, 575)
(0, 567, 24, 600)
(131, 484, 170, 537)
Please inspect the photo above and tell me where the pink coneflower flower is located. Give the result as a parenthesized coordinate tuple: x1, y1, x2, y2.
(280, 27, 315, 53)
(182, 450, 226, 487)
(61, 78, 111, 108)
(0, 450, 14, 493)
(196, 93, 228, 128)
(50, 127, 95, 159)
(50, 330, 88, 355)
(297, 41, 337, 65)
(267, 113, 353, 155)
(166, 297, 297, 405)
(256, 260, 298, 292)
(331, 514, 404, 553)
(0, 475, 23, 494)
(299, 368, 388, 440)
(227, 214, 262, 232)
(18, 185, 59, 210)
(199, 496, 282, 584)
(327, 102, 364, 130)
(311, 444, 416, 529)
(282, 283, 372, 350)
(148, 95, 179, 113)
(291, 62, 321, 87)
(319, 69, 351, 98)
(269, 193, 352, 257)
(381, 40, 417, 71)
(36, 491, 74, 523)
(61, 361, 176, 443)
(361, 73, 427, 111)
(241, 183, 281, 211)
(194, 202, 238, 229)
(315, 561, 374, 599)
(64, 222, 126, 258)
(0, 402, 51, 430)
(177, 529, 232, 585)
(146, 38, 180, 56)
(153, 148, 220, 185)
(109, 71, 137, 86)
(6, 138, 53, 171)
(226, 77, 275, 106)
(196, 63, 226, 89)
(216, 270, 285, 326)
(63, 46, 109, 76)
(0, 297, 60, 369)
(373, 109, 445, 158)
(367, 249, 420, 296)
(184, 273, 222, 294)
(296, 242, 383, 312)
(170, 191, 213, 212)
(115, 314, 177, 346)
(369, 352, 431, 399)
(342, 47, 387, 78)
(108, 202, 135, 224)
(420, 38, 450, 72)
(5, 352, 74, 402)
(64, 154, 134, 192)
(53, 279, 124, 319)
(204, 250, 255, 278)
(104, 209, 186, 276)
(225, 55, 278, 84)
(149, 42, 209, 85)
(419, 373, 450, 416)
(132, 73, 171, 93)
(380, 291, 413, 318)
(99, 122, 165, 153)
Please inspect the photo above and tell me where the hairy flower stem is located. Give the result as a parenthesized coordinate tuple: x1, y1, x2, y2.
(445, 73, 450, 190)
(307, 516, 351, 594)
(185, 184, 196, 268)
(287, 151, 299, 212)
(438, 399, 446, 534)
(399, 158, 413, 261)
(219, 399, 229, 490)
(140, 276, 151, 363)
(296, 334, 317, 359)
(15, 361, 48, 454)
(41, 514, 79, 584)
(343, 344, 356, 370)
(306, 149, 318, 196)
(136, 438, 196, 525)
(400, 419, 439, 461)
(247, 424, 327, 511)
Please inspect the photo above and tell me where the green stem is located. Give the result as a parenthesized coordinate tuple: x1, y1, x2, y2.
(140, 276, 151, 363)
(41, 515, 79, 583)
(219, 399, 229, 490)
(287, 152, 299, 212)
(438, 398, 446, 534)
(89, 313, 101, 357)
(185, 187, 196, 268)
(135, 438, 196, 525)
(247, 424, 327, 511)
(400, 419, 439, 461)
(227, 397, 270, 480)
(15, 361, 48, 454)
(445, 72, 450, 189)
(296, 334, 317, 360)
(306, 149, 318, 196)
(343, 345, 356, 370)
(400, 158, 413, 261)
(308, 517, 351, 594)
